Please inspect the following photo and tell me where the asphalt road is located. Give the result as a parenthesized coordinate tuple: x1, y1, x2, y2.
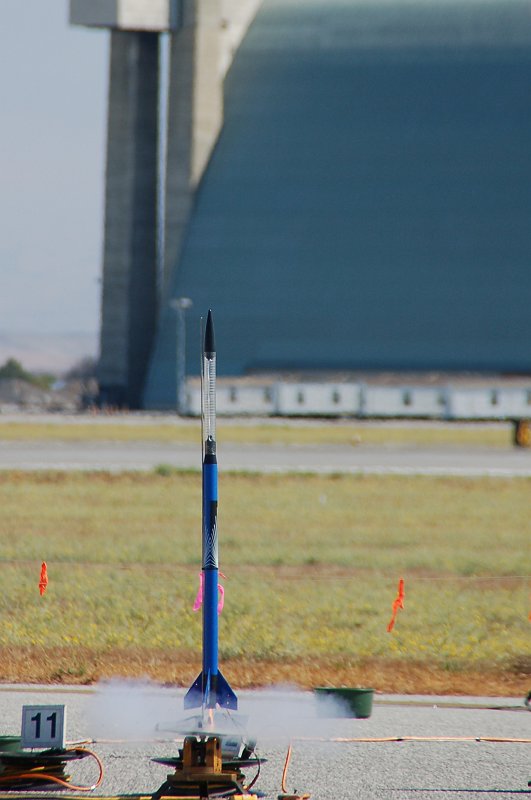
(0, 686, 528, 799)
(0, 440, 531, 476)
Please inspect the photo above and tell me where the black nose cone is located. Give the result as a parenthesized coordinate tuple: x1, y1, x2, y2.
(204, 309, 216, 357)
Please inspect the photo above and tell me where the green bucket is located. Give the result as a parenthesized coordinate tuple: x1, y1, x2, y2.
(314, 687, 374, 718)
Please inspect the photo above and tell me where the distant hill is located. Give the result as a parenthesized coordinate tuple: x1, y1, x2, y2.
(0, 332, 98, 374)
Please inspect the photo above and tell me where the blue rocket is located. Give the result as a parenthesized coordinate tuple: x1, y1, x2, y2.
(184, 310, 238, 711)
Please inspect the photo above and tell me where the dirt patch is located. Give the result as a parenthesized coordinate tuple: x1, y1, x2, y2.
(0, 647, 528, 697)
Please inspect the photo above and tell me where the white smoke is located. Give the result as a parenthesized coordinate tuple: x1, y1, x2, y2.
(237, 686, 353, 745)
(87, 679, 181, 742)
(87, 681, 359, 746)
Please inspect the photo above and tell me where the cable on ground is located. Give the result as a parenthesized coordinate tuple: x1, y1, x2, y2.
(0, 746, 104, 791)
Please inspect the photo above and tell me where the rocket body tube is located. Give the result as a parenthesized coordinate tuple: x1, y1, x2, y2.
(202, 309, 219, 691)
(202, 330, 216, 456)
(184, 310, 237, 711)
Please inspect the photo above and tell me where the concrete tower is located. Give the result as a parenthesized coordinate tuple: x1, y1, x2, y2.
(70, 2, 177, 407)
(70, 0, 261, 408)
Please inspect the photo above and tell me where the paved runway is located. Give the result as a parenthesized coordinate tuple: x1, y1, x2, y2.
(0, 686, 528, 799)
(0, 439, 530, 476)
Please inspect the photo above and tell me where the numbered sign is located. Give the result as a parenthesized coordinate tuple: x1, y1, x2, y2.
(21, 705, 66, 749)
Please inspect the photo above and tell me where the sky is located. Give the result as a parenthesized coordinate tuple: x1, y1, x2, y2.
(0, 0, 260, 373)
(0, 1, 107, 369)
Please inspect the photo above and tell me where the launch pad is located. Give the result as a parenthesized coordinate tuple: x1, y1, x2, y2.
(152, 734, 262, 799)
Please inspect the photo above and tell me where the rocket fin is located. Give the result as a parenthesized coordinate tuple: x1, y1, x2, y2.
(184, 672, 203, 709)
(183, 670, 238, 710)
(216, 669, 238, 710)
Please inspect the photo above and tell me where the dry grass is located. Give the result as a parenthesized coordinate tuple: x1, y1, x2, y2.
(0, 419, 513, 448)
(0, 471, 528, 695)
(0, 647, 528, 696)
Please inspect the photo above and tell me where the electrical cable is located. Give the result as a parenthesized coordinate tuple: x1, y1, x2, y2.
(296, 735, 531, 744)
(279, 743, 310, 800)
(243, 753, 261, 792)
(281, 744, 292, 795)
(240, 739, 262, 793)
(0, 746, 104, 791)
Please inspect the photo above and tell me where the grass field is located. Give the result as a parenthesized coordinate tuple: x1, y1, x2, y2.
(0, 418, 514, 448)
(0, 470, 528, 694)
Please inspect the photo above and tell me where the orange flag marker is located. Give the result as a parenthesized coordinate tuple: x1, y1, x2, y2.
(39, 562, 48, 596)
(387, 578, 405, 632)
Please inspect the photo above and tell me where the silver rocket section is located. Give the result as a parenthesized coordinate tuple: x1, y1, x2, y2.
(203, 309, 216, 458)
